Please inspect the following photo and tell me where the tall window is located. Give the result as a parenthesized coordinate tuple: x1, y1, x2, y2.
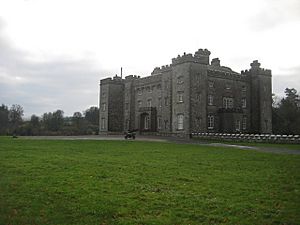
(125, 103, 129, 110)
(242, 116, 247, 130)
(158, 98, 162, 107)
(177, 114, 184, 130)
(144, 115, 150, 129)
(164, 120, 169, 130)
(158, 117, 162, 129)
(208, 95, 214, 105)
(102, 103, 106, 111)
(147, 99, 152, 107)
(235, 120, 241, 131)
(242, 98, 246, 108)
(101, 118, 106, 130)
(208, 115, 214, 129)
(164, 97, 169, 106)
(223, 97, 234, 109)
(178, 92, 184, 103)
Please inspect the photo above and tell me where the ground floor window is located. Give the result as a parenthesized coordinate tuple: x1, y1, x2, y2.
(235, 119, 241, 131)
(208, 115, 214, 129)
(177, 114, 184, 130)
(144, 115, 150, 129)
(242, 116, 247, 130)
(158, 117, 162, 129)
(101, 118, 106, 130)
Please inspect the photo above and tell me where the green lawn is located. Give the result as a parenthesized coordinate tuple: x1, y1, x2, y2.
(0, 137, 300, 225)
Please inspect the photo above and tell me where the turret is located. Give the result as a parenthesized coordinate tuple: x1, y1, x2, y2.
(249, 60, 272, 133)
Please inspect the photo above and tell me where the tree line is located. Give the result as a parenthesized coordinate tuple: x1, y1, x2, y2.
(0, 105, 99, 136)
(1, 88, 300, 136)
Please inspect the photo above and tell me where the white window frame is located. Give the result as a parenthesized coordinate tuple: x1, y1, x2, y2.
(208, 95, 213, 106)
(178, 92, 184, 103)
(223, 97, 234, 109)
(147, 99, 152, 107)
(102, 103, 106, 111)
(208, 115, 214, 129)
(177, 114, 184, 130)
(101, 118, 106, 130)
(242, 98, 246, 108)
(144, 115, 150, 129)
(235, 120, 241, 131)
(158, 117, 162, 129)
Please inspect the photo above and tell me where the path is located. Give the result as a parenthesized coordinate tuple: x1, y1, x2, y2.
(21, 135, 300, 155)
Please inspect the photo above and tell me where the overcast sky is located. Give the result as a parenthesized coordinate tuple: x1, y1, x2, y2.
(0, 0, 300, 117)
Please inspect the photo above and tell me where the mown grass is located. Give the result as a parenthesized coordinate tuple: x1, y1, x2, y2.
(192, 137, 300, 150)
(0, 137, 300, 225)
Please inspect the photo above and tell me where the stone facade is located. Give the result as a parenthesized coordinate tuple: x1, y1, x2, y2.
(99, 49, 272, 135)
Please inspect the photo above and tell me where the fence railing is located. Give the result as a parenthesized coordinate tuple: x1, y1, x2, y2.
(191, 132, 300, 144)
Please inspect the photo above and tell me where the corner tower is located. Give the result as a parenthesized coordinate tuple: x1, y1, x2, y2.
(249, 60, 272, 133)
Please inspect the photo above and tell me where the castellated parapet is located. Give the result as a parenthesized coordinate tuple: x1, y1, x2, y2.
(99, 48, 272, 135)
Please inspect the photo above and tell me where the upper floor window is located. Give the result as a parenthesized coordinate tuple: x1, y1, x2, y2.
(164, 97, 169, 106)
(157, 84, 161, 90)
(242, 98, 247, 108)
(137, 100, 142, 108)
(178, 92, 184, 103)
(177, 76, 184, 84)
(223, 97, 234, 109)
(208, 81, 214, 88)
(158, 98, 162, 107)
(242, 86, 247, 92)
(208, 95, 214, 105)
(102, 103, 106, 111)
(177, 114, 184, 130)
(125, 103, 129, 110)
(146, 86, 151, 93)
(208, 115, 214, 129)
(147, 99, 152, 107)
(225, 83, 231, 90)
(102, 92, 106, 97)
(137, 88, 142, 95)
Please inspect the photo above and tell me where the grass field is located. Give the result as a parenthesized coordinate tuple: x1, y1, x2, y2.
(0, 137, 300, 225)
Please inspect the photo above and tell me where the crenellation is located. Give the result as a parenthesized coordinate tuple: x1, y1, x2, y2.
(99, 48, 272, 135)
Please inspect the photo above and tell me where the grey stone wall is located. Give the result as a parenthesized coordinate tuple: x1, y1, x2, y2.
(99, 49, 272, 135)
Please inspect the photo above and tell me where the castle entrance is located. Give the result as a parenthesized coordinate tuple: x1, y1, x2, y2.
(138, 107, 157, 132)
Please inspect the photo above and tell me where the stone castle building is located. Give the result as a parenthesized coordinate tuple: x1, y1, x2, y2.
(99, 49, 272, 135)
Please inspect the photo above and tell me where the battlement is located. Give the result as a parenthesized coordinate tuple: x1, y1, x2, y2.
(151, 64, 172, 75)
(241, 60, 272, 76)
(125, 75, 140, 81)
(172, 49, 211, 65)
(208, 69, 249, 81)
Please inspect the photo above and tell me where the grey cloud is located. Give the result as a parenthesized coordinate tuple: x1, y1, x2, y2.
(0, 18, 108, 117)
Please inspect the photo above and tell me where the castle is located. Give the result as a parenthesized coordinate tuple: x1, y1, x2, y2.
(99, 49, 272, 135)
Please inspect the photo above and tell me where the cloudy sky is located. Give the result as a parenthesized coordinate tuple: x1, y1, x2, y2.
(0, 0, 300, 117)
